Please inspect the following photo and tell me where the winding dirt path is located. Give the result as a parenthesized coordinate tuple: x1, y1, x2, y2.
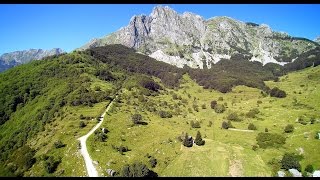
(78, 98, 115, 177)
(228, 128, 254, 133)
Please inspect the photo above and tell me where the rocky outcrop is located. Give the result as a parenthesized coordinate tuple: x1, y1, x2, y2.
(0, 48, 64, 72)
(78, 5, 319, 69)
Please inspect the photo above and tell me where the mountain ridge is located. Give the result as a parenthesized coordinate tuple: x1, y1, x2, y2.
(78, 5, 319, 69)
(0, 48, 65, 72)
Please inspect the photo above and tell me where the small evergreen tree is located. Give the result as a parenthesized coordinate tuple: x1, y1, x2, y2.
(182, 133, 193, 147)
(195, 131, 205, 146)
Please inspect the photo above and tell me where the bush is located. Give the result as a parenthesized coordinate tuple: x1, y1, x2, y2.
(191, 120, 201, 128)
(281, 153, 301, 171)
(159, 110, 172, 118)
(256, 132, 286, 149)
(132, 114, 142, 124)
(54, 140, 65, 149)
(227, 112, 241, 121)
(121, 161, 157, 177)
(310, 117, 316, 124)
(208, 121, 213, 127)
(214, 104, 225, 113)
(248, 123, 257, 130)
(270, 87, 287, 98)
(252, 144, 258, 151)
(227, 120, 234, 128)
(94, 130, 107, 142)
(265, 128, 269, 132)
(305, 164, 314, 173)
(79, 114, 85, 119)
(201, 104, 206, 109)
(79, 121, 86, 128)
(218, 97, 224, 101)
(45, 156, 61, 174)
(149, 157, 157, 168)
(284, 124, 294, 133)
(210, 100, 217, 109)
(222, 121, 229, 129)
(195, 131, 205, 146)
(112, 145, 130, 155)
(246, 108, 260, 118)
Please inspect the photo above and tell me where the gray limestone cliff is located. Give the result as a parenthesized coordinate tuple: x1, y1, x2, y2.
(78, 6, 319, 69)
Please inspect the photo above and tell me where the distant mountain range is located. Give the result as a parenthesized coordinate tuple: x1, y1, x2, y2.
(78, 5, 319, 69)
(0, 48, 64, 72)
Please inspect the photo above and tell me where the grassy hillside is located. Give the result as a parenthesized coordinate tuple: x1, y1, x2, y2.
(0, 45, 319, 177)
(84, 65, 320, 177)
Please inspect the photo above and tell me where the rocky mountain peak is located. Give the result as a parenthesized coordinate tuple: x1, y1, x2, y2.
(78, 6, 319, 69)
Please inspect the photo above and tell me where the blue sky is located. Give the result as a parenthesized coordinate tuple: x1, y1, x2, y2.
(0, 4, 319, 55)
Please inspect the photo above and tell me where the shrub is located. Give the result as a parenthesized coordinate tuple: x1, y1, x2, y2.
(121, 162, 157, 177)
(210, 100, 217, 109)
(227, 112, 241, 121)
(172, 94, 178, 100)
(201, 104, 206, 109)
(305, 164, 314, 173)
(252, 144, 258, 151)
(192, 104, 199, 112)
(208, 121, 213, 127)
(222, 121, 229, 129)
(214, 104, 225, 113)
(79, 121, 86, 128)
(265, 128, 269, 132)
(310, 117, 316, 124)
(218, 97, 224, 101)
(112, 145, 130, 155)
(281, 153, 301, 171)
(227, 120, 234, 128)
(256, 132, 286, 149)
(190, 120, 201, 128)
(246, 108, 260, 118)
(284, 124, 294, 133)
(94, 130, 107, 142)
(79, 114, 85, 119)
(45, 156, 61, 174)
(248, 123, 257, 130)
(159, 111, 172, 118)
(149, 157, 157, 168)
(195, 131, 205, 146)
(270, 87, 287, 98)
(54, 140, 65, 149)
(132, 114, 142, 124)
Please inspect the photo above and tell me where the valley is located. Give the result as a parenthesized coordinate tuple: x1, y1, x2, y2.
(0, 5, 319, 177)
(1, 49, 318, 176)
